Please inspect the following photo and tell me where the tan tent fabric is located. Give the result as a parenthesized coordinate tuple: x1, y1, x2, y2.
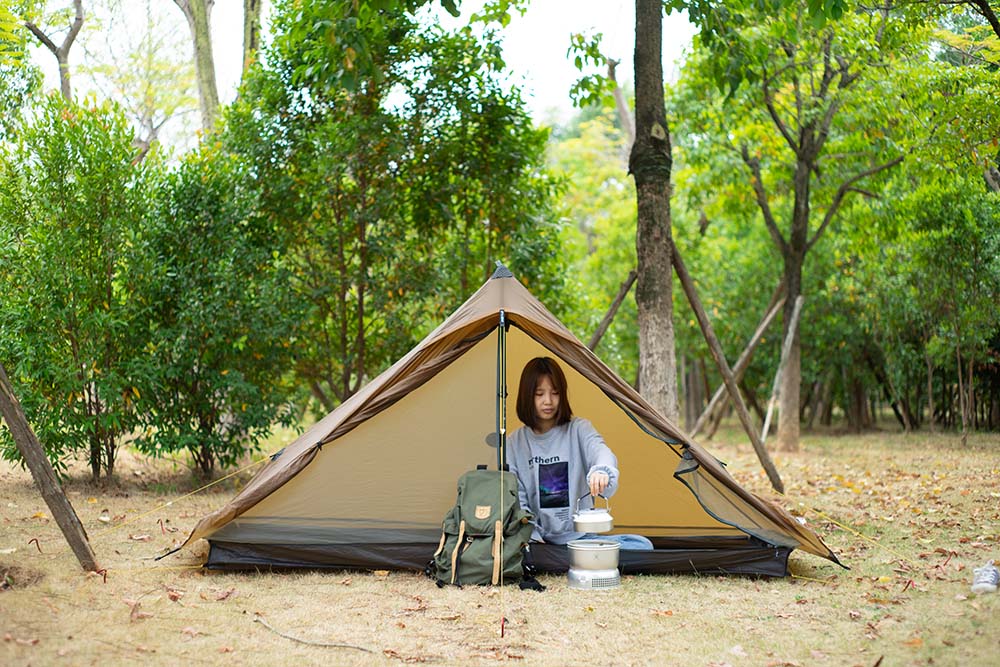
(183, 268, 838, 565)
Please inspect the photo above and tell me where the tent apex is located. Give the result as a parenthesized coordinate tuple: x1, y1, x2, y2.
(490, 261, 514, 280)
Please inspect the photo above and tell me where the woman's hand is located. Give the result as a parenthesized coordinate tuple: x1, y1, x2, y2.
(588, 471, 610, 498)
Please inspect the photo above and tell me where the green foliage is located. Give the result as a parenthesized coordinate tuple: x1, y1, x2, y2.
(127, 147, 301, 476)
(547, 108, 638, 377)
(0, 94, 149, 478)
(225, 0, 563, 409)
(0, 3, 41, 140)
(270, 0, 523, 93)
(863, 178, 1000, 367)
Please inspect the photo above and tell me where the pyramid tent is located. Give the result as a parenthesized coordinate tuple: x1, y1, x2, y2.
(183, 266, 840, 576)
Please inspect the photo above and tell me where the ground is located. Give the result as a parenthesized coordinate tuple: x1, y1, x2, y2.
(1, 426, 998, 666)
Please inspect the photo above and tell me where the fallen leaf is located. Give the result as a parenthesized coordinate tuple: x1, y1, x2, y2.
(181, 627, 202, 639)
(651, 609, 674, 616)
(125, 600, 153, 622)
(215, 587, 236, 601)
(31, 512, 47, 520)
(167, 588, 184, 602)
(373, 570, 390, 577)
(903, 636, 923, 648)
(15, 637, 39, 646)
(128, 534, 152, 542)
(383, 648, 429, 663)
(339, 577, 352, 586)
(218, 646, 234, 653)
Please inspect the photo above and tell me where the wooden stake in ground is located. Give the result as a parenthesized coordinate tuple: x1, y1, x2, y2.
(690, 285, 786, 437)
(0, 362, 99, 571)
(670, 243, 785, 493)
(588, 269, 637, 351)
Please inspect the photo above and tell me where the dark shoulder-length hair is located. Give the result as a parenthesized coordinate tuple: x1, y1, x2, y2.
(515, 356, 573, 429)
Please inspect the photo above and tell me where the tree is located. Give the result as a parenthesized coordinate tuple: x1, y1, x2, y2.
(128, 147, 301, 476)
(0, 95, 149, 479)
(630, 0, 680, 422)
(172, 0, 218, 131)
(82, 0, 198, 161)
(224, 0, 562, 410)
(673, 9, 907, 450)
(24, 0, 84, 101)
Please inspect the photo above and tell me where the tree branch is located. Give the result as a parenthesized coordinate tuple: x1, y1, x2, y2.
(806, 155, 904, 252)
(741, 144, 789, 257)
(24, 22, 58, 54)
(606, 57, 635, 147)
(761, 60, 799, 153)
(65, 0, 85, 55)
(970, 0, 1000, 41)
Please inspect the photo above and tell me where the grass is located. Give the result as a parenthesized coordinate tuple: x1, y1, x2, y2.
(1, 425, 998, 666)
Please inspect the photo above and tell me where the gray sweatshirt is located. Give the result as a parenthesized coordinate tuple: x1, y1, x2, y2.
(507, 417, 619, 544)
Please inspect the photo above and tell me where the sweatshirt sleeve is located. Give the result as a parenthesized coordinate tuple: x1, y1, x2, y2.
(577, 418, 619, 498)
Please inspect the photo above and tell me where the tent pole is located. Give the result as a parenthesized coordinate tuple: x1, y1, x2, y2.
(497, 310, 508, 470)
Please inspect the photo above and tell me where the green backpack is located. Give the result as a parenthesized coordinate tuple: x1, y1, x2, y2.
(431, 467, 536, 587)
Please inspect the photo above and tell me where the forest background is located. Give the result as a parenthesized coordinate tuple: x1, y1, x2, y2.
(1, 0, 999, 483)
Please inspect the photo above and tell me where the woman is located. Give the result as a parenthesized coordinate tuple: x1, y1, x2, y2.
(507, 357, 653, 550)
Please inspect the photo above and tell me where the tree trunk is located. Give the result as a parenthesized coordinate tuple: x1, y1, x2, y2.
(739, 379, 767, 424)
(820, 374, 834, 426)
(967, 357, 975, 433)
(242, 0, 262, 80)
(956, 345, 968, 443)
(776, 240, 805, 451)
(762, 295, 804, 445)
(174, 0, 219, 131)
(630, 0, 679, 424)
(925, 350, 936, 432)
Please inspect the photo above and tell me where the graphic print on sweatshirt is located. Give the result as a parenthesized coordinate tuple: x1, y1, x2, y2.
(537, 461, 569, 508)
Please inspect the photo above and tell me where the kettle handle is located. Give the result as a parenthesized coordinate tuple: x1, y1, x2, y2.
(575, 492, 610, 513)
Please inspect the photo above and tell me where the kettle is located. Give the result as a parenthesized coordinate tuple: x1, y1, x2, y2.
(572, 493, 614, 533)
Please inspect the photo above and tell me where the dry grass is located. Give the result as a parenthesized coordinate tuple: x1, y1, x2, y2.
(2, 425, 998, 666)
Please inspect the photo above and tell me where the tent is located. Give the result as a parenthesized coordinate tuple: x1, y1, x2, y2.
(181, 266, 841, 577)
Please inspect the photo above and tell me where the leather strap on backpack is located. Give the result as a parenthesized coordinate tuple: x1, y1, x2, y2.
(433, 530, 447, 558)
(491, 520, 503, 585)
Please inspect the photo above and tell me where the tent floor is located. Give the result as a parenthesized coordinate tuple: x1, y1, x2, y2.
(206, 536, 792, 578)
